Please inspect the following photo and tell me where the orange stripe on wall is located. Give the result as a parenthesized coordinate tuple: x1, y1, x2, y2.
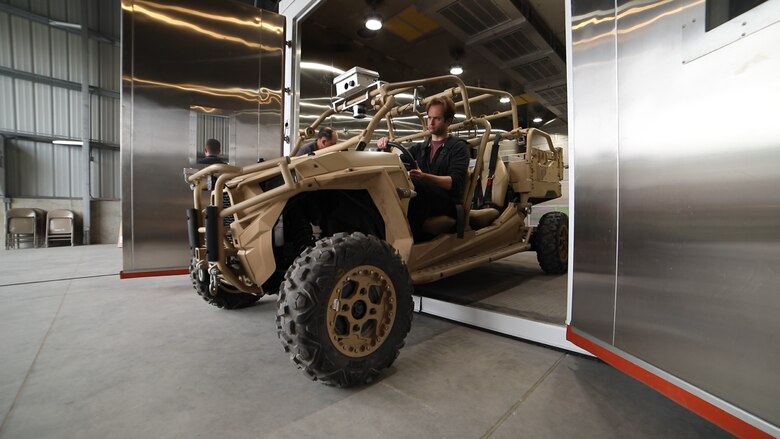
(567, 326, 773, 439)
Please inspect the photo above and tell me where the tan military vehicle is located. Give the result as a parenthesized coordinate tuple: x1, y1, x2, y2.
(185, 71, 567, 387)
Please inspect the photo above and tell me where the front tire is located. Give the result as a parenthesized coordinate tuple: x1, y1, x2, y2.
(534, 212, 569, 274)
(276, 232, 413, 387)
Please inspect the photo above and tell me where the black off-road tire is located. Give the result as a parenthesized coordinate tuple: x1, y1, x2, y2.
(534, 212, 569, 274)
(276, 232, 414, 387)
(190, 260, 261, 309)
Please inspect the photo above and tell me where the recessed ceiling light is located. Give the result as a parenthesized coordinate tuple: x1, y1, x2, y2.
(365, 15, 382, 31)
(533, 116, 543, 123)
(500, 96, 511, 103)
(449, 64, 463, 75)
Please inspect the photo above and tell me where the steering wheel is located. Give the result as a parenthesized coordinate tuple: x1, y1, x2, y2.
(386, 141, 417, 171)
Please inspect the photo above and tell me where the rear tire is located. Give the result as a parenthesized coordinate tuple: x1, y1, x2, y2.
(276, 232, 413, 387)
(190, 260, 261, 309)
(534, 212, 569, 274)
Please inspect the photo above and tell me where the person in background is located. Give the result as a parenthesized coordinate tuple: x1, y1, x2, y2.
(295, 126, 339, 156)
(198, 138, 225, 164)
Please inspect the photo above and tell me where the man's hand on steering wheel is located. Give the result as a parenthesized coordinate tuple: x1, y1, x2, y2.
(377, 137, 418, 171)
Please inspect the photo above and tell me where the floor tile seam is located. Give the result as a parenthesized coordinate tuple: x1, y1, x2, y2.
(480, 352, 568, 439)
(0, 287, 70, 435)
(0, 273, 118, 288)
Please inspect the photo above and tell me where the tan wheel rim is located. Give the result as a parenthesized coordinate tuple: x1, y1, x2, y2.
(326, 265, 397, 358)
(558, 225, 569, 261)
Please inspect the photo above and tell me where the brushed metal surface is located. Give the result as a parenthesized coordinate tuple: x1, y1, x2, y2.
(569, 0, 619, 343)
(121, 0, 285, 272)
(570, 0, 780, 428)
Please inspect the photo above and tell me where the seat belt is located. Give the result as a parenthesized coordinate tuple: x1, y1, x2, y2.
(482, 134, 502, 208)
(472, 178, 483, 209)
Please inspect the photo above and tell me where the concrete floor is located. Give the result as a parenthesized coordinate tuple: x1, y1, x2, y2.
(0, 245, 731, 438)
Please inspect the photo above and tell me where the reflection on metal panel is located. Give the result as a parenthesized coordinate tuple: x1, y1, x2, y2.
(570, 0, 619, 344)
(570, 0, 780, 430)
(121, 0, 285, 273)
(256, 11, 285, 162)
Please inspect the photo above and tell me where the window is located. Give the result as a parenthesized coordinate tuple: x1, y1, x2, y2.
(195, 113, 230, 164)
(706, 0, 768, 31)
(682, 0, 779, 63)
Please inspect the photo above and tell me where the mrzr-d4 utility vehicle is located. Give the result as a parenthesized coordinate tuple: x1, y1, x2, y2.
(185, 70, 567, 387)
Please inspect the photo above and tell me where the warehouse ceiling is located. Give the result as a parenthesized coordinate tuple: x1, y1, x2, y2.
(297, 0, 567, 132)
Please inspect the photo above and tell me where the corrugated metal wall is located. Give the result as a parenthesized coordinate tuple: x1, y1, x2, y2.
(0, 0, 120, 199)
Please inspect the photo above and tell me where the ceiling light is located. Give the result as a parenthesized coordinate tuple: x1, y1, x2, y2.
(300, 61, 345, 75)
(52, 139, 83, 145)
(533, 116, 543, 123)
(449, 64, 463, 75)
(500, 96, 511, 104)
(49, 20, 81, 30)
(365, 15, 382, 31)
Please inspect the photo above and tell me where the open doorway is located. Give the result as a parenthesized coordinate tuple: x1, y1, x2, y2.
(284, 0, 577, 351)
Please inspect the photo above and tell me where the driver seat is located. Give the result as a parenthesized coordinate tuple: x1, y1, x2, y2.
(422, 144, 509, 236)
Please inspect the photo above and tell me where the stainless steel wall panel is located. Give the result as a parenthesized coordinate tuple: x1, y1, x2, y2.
(0, 76, 13, 129)
(569, 0, 619, 344)
(33, 82, 52, 134)
(0, 12, 11, 67)
(122, 0, 285, 273)
(50, 28, 69, 80)
(31, 21, 50, 76)
(14, 78, 34, 132)
(612, 0, 780, 426)
(11, 16, 32, 72)
(570, 0, 780, 429)
(255, 11, 285, 161)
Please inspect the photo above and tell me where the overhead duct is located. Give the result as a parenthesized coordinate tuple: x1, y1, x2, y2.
(418, 0, 567, 121)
